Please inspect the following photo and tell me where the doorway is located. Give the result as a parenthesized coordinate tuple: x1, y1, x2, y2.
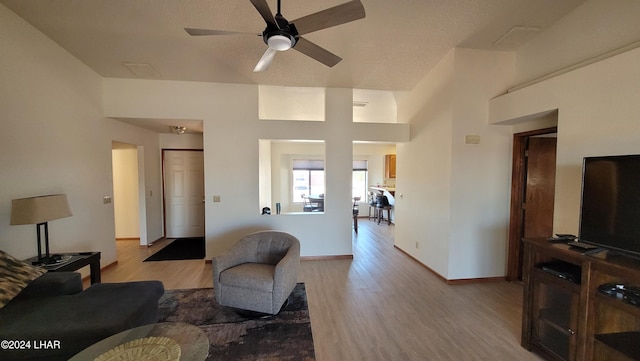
(506, 127, 558, 281)
(112, 142, 148, 246)
(163, 149, 205, 238)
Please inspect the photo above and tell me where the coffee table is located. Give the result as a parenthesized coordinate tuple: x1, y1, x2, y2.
(69, 322, 209, 361)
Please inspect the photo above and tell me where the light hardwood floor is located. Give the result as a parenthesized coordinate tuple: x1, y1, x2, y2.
(99, 220, 543, 361)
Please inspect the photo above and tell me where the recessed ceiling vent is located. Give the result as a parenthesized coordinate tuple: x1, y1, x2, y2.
(353, 101, 368, 108)
(493, 26, 541, 48)
(122, 62, 161, 78)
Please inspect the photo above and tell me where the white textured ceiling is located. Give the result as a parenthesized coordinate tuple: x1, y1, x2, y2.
(3, 0, 586, 92)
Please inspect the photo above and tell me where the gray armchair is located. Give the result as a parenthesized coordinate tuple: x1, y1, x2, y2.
(212, 231, 300, 315)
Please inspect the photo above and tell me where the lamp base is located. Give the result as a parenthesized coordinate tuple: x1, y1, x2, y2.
(32, 254, 63, 266)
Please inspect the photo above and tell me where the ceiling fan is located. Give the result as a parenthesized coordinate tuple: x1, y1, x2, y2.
(185, 0, 365, 72)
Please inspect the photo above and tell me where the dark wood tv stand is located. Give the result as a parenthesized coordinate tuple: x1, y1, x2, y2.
(522, 238, 640, 361)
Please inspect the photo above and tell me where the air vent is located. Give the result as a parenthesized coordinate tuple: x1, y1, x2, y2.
(493, 26, 541, 48)
(353, 101, 368, 108)
(465, 135, 481, 144)
(122, 62, 161, 78)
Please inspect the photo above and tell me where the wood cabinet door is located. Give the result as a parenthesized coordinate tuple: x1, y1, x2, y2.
(385, 154, 396, 179)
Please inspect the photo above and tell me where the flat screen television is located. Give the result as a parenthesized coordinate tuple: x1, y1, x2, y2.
(579, 154, 640, 258)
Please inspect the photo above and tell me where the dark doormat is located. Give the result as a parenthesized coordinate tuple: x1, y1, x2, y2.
(157, 283, 315, 360)
(144, 237, 205, 262)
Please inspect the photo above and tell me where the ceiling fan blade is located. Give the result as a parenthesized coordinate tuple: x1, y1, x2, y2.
(291, 0, 365, 35)
(250, 0, 277, 28)
(184, 28, 258, 36)
(293, 37, 342, 67)
(253, 47, 277, 72)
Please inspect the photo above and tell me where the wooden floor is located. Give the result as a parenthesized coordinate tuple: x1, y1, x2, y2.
(100, 220, 543, 361)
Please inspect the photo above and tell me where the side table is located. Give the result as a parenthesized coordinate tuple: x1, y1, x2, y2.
(26, 252, 101, 284)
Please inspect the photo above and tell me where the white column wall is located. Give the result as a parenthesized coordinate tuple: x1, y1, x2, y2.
(396, 48, 515, 280)
(396, 50, 456, 277)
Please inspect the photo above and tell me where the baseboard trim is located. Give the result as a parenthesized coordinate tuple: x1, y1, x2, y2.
(445, 276, 506, 285)
(394, 245, 448, 283)
(101, 260, 118, 272)
(301, 255, 354, 261)
(140, 237, 167, 248)
(393, 245, 506, 284)
(82, 260, 118, 283)
(203, 255, 353, 263)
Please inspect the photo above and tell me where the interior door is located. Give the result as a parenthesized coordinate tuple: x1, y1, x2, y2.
(164, 150, 205, 238)
(507, 129, 558, 281)
(523, 137, 557, 239)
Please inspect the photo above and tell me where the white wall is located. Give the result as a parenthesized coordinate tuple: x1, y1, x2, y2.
(109, 119, 164, 245)
(353, 89, 399, 123)
(396, 50, 456, 277)
(112, 145, 140, 239)
(0, 4, 116, 267)
(491, 46, 640, 237)
(259, 85, 325, 121)
(491, 0, 640, 237)
(159, 133, 203, 150)
(396, 48, 515, 280)
(447, 49, 515, 279)
(514, 0, 640, 87)
(103, 80, 409, 258)
(258, 139, 272, 212)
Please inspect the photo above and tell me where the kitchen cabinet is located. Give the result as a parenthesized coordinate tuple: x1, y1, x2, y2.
(384, 154, 396, 179)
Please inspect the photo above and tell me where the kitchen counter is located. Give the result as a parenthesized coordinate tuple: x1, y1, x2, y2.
(370, 186, 395, 196)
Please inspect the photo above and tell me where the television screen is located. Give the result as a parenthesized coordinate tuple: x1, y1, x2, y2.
(579, 154, 640, 257)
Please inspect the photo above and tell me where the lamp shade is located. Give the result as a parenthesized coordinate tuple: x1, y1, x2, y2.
(10, 194, 72, 225)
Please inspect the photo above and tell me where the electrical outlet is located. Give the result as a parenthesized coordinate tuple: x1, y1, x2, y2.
(415, 242, 419, 249)
(103, 196, 112, 204)
(213, 195, 221, 202)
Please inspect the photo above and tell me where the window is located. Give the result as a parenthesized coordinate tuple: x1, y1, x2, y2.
(292, 160, 325, 202)
(352, 160, 368, 202)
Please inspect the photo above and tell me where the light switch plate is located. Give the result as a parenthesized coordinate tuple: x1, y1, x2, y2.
(213, 195, 221, 202)
(103, 196, 112, 204)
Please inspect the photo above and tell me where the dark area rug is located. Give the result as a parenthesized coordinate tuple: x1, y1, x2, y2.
(157, 283, 315, 361)
(144, 237, 205, 262)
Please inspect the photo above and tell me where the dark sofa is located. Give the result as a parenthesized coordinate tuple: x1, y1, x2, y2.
(0, 272, 164, 361)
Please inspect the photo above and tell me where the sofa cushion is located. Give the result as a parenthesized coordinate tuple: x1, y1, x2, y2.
(220, 263, 275, 292)
(0, 280, 164, 361)
(13, 272, 82, 300)
(0, 250, 46, 309)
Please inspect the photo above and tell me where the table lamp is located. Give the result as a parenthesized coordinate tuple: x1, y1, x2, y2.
(10, 194, 72, 265)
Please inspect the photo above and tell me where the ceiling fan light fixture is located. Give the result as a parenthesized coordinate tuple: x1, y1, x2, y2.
(170, 126, 187, 134)
(268, 35, 292, 51)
